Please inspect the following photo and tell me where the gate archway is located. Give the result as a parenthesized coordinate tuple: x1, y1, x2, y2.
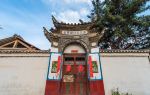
(61, 42, 88, 95)
(63, 42, 86, 54)
(61, 40, 89, 53)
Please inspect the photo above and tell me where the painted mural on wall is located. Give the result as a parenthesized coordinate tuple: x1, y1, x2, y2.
(47, 52, 62, 80)
(92, 61, 98, 73)
(89, 53, 102, 80)
(51, 61, 58, 73)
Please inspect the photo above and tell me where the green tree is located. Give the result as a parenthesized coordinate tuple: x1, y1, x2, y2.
(133, 15, 150, 49)
(88, 0, 150, 49)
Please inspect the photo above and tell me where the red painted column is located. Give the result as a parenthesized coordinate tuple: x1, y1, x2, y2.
(88, 53, 105, 95)
(45, 80, 60, 95)
(89, 80, 105, 95)
(45, 53, 62, 95)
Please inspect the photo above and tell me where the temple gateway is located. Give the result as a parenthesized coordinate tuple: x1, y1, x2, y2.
(44, 16, 105, 95)
(0, 16, 150, 95)
(43, 16, 105, 53)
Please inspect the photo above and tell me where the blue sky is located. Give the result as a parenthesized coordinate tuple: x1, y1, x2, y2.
(0, 0, 92, 49)
(0, 0, 149, 50)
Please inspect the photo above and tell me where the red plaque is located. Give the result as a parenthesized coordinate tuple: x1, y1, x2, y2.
(71, 50, 78, 53)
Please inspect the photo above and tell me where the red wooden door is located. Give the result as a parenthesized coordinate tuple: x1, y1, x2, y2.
(61, 54, 88, 95)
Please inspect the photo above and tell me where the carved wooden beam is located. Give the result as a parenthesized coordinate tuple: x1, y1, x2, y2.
(13, 40, 18, 48)
(17, 40, 32, 50)
(0, 41, 15, 48)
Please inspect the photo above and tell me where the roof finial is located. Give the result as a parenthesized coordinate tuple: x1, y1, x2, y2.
(52, 15, 59, 24)
(13, 34, 19, 37)
(13, 34, 23, 40)
(79, 19, 84, 24)
(43, 27, 49, 35)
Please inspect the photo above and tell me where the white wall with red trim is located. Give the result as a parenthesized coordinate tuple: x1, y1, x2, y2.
(0, 52, 149, 95)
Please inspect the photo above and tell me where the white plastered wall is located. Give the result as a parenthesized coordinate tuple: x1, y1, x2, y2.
(101, 53, 150, 95)
(0, 53, 49, 95)
(0, 52, 150, 95)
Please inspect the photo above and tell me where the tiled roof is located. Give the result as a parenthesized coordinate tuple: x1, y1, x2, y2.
(100, 49, 150, 53)
(0, 50, 49, 54)
(51, 15, 93, 29)
(0, 49, 149, 54)
(0, 34, 40, 50)
(0, 34, 22, 46)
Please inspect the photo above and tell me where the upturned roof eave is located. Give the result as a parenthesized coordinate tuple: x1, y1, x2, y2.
(52, 15, 93, 29)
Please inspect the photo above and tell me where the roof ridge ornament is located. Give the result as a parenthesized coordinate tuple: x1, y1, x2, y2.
(51, 15, 93, 28)
(13, 34, 23, 40)
(52, 15, 59, 24)
(79, 19, 84, 24)
(13, 34, 19, 37)
(43, 27, 49, 35)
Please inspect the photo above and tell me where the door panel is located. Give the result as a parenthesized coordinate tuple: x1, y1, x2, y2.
(61, 54, 88, 95)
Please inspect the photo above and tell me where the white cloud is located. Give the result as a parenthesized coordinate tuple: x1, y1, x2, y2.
(53, 8, 90, 23)
(41, 0, 93, 8)
(51, 11, 57, 16)
(64, 0, 92, 7)
(56, 10, 81, 23)
(64, 0, 91, 4)
(80, 8, 90, 16)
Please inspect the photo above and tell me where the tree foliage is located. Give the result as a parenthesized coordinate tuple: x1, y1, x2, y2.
(88, 0, 150, 49)
(133, 15, 150, 49)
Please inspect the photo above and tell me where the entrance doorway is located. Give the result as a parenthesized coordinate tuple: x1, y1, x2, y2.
(60, 54, 88, 95)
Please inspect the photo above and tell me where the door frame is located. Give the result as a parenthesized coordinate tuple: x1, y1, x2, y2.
(60, 53, 89, 95)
